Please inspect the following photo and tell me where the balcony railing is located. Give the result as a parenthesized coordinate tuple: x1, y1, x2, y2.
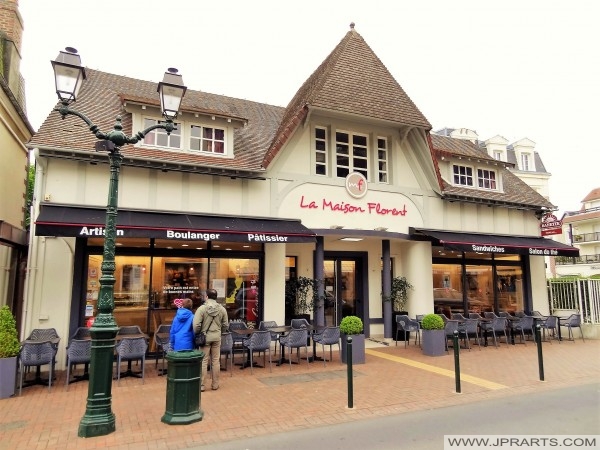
(555, 254, 600, 265)
(573, 232, 600, 243)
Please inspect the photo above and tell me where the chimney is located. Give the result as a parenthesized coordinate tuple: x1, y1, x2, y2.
(0, 0, 25, 106)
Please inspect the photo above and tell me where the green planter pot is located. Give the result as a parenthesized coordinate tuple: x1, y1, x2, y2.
(0, 356, 17, 399)
(340, 334, 365, 364)
(421, 330, 446, 357)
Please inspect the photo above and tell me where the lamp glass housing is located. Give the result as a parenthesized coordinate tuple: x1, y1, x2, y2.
(52, 49, 86, 103)
(158, 69, 186, 120)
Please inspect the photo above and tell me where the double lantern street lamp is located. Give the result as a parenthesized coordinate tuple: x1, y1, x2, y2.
(51, 47, 187, 438)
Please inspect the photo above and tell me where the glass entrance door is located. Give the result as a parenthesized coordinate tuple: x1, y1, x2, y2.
(323, 258, 360, 326)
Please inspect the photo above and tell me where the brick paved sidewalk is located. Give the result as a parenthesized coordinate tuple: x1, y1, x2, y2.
(1, 338, 598, 450)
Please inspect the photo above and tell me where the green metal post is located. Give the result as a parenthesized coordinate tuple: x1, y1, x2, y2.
(536, 324, 544, 381)
(346, 336, 353, 409)
(78, 149, 122, 437)
(453, 330, 461, 393)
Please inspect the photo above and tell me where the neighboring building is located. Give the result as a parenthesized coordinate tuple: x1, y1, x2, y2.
(26, 25, 578, 365)
(0, 0, 34, 331)
(550, 187, 600, 277)
(433, 128, 552, 201)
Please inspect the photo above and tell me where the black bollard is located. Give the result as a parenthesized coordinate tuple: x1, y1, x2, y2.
(453, 330, 461, 393)
(346, 336, 353, 409)
(536, 324, 544, 381)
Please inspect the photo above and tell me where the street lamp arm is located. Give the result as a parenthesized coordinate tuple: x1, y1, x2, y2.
(55, 102, 175, 149)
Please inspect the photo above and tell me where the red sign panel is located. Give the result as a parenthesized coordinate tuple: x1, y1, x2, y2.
(540, 213, 563, 236)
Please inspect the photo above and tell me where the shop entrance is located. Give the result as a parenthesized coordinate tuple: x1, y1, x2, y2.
(323, 255, 364, 327)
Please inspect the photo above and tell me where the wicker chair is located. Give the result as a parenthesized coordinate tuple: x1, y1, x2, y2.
(19, 341, 58, 395)
(27, 328, 60, 341)
(242, 330, 272, 374)
(115, 336, 148, 384)
(65, 339, 92, 388)
(279, 328, 309, 370)
(291, 318, 310, 329)
(312, 326, 340, 366)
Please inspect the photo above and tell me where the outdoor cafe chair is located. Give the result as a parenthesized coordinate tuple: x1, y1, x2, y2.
(459, 318, 481, 350)
(444, 320, 467, 352)
(312, 326, 341, 366)
(279, 328, 309, 370)
(469, 312, 483, 320)
(65, 338, 92, 388)
(117, 325, 143, 335)
(560, 314, 585, 342)
(451, 313, 466, 320)
(115, 336, 148, 385)
(219, 332, 234, 376)
(242, 330, 272, 374)
(28, 328, 60, 342)
(480, 317, 509, 348)
(508, 315, 535, 345)
(395, 315, 420, 348)
(18, 340, 58, 395)
(229, 320, 249, 359)
(538, 315, 559, 344)
(291, 318, 310, 329)
(154, 324, 171, 375)
(259, 320, 281, 356)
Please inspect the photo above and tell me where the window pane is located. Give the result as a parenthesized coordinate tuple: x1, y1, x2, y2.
(337, 155, 349, 166)
(316, 152, 326, 163)
(316, 141, 325, 151)
(353, 147, 367, 158)
(202, 141, 213, 152)
(337, 167, 349, 178)
(171, 135, 181, 148)
(336, 144, 348, 155)
(354, 159, 367, 169)
(336, 132, 349, 143)
(316, 165, 326, 175)
(157, 134, 168, 147)
(191, 125, 201, 137)
(190, 139, 200, 151)
(203, 128, 213, 139)
(353, 135, 367, 146)
(214, 141, 224, 153)
(316, 128, 326, 139)
(215, 129, 224, 140)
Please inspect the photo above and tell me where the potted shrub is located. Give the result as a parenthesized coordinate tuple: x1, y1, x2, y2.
(384, 276, 413, 341)
(420, 313, 446, 357)
(0, 305, 21, 398)
(286, 276, 323, 322)
(339, 315, 365, 364)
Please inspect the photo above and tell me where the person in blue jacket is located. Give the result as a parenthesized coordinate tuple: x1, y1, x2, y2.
(170, 298, 195, 351)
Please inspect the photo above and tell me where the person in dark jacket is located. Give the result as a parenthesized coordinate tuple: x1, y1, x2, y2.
(170, 298, 194, 351)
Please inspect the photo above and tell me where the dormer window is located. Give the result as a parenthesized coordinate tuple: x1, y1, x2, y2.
(190, 125, 225, 154)
(143, 118, 181, 149)
(521, 153, 530, 171)
(493, 151, 503, 161)
(477, 169, 497, 190)
(453, 164, 474, 186)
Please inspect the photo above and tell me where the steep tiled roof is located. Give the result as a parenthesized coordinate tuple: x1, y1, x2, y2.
(581, 187, 600, 203)
(430, 134, 554, 210)
(28, 69, 284, 173)
(263, 25, 431, 167)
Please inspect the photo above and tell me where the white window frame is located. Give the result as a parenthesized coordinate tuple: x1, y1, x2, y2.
(521, 153, 530, 171)
(493, 151, 503, 161)
(335, 130, 369, 180)
(477, 168, 497, 190)
(377, 136, 389, 183)
(142, 118, 182, 149)
(314, 126, 328, 176)
(452, 164, 474, 187)
(190, 124, 226, 155)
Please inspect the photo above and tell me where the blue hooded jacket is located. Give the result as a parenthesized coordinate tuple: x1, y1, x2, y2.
(169, 307, 195, 351)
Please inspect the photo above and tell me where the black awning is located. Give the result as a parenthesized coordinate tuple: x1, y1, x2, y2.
(35, 204, 316, 244)
(411, 228, 579, 257)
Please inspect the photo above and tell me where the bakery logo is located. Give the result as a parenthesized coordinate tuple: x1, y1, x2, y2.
(345, 172, 368, 199)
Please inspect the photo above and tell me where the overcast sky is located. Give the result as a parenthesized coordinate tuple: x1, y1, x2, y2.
(19, 0, 598, 215)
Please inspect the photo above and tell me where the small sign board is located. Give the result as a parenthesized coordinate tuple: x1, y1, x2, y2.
(540, 213, 563, 236)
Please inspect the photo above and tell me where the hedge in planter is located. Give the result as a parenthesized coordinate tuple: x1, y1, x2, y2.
(420, 313, 446, 357)
(0, 305, 21, 398)
(339, 315, 365, 364)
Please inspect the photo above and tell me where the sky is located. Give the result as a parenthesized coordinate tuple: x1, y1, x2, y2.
(18, 0, 599, 215)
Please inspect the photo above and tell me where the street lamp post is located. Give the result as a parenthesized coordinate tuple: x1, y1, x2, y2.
(51, 47, 186, 438)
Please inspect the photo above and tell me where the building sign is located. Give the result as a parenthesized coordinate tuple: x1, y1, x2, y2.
(345, 172, 368, 199)
(540, 213, 563, 236)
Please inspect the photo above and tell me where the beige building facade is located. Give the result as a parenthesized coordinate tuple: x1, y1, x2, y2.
(26, 26, 578, 366)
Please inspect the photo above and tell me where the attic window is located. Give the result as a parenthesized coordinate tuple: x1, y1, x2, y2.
(521, 153, 530, 171)
(190, 125, 225, 154)
(143, 118, 181, 149)
(453, 164, 473, 187)
(477, 169, 497, 190)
